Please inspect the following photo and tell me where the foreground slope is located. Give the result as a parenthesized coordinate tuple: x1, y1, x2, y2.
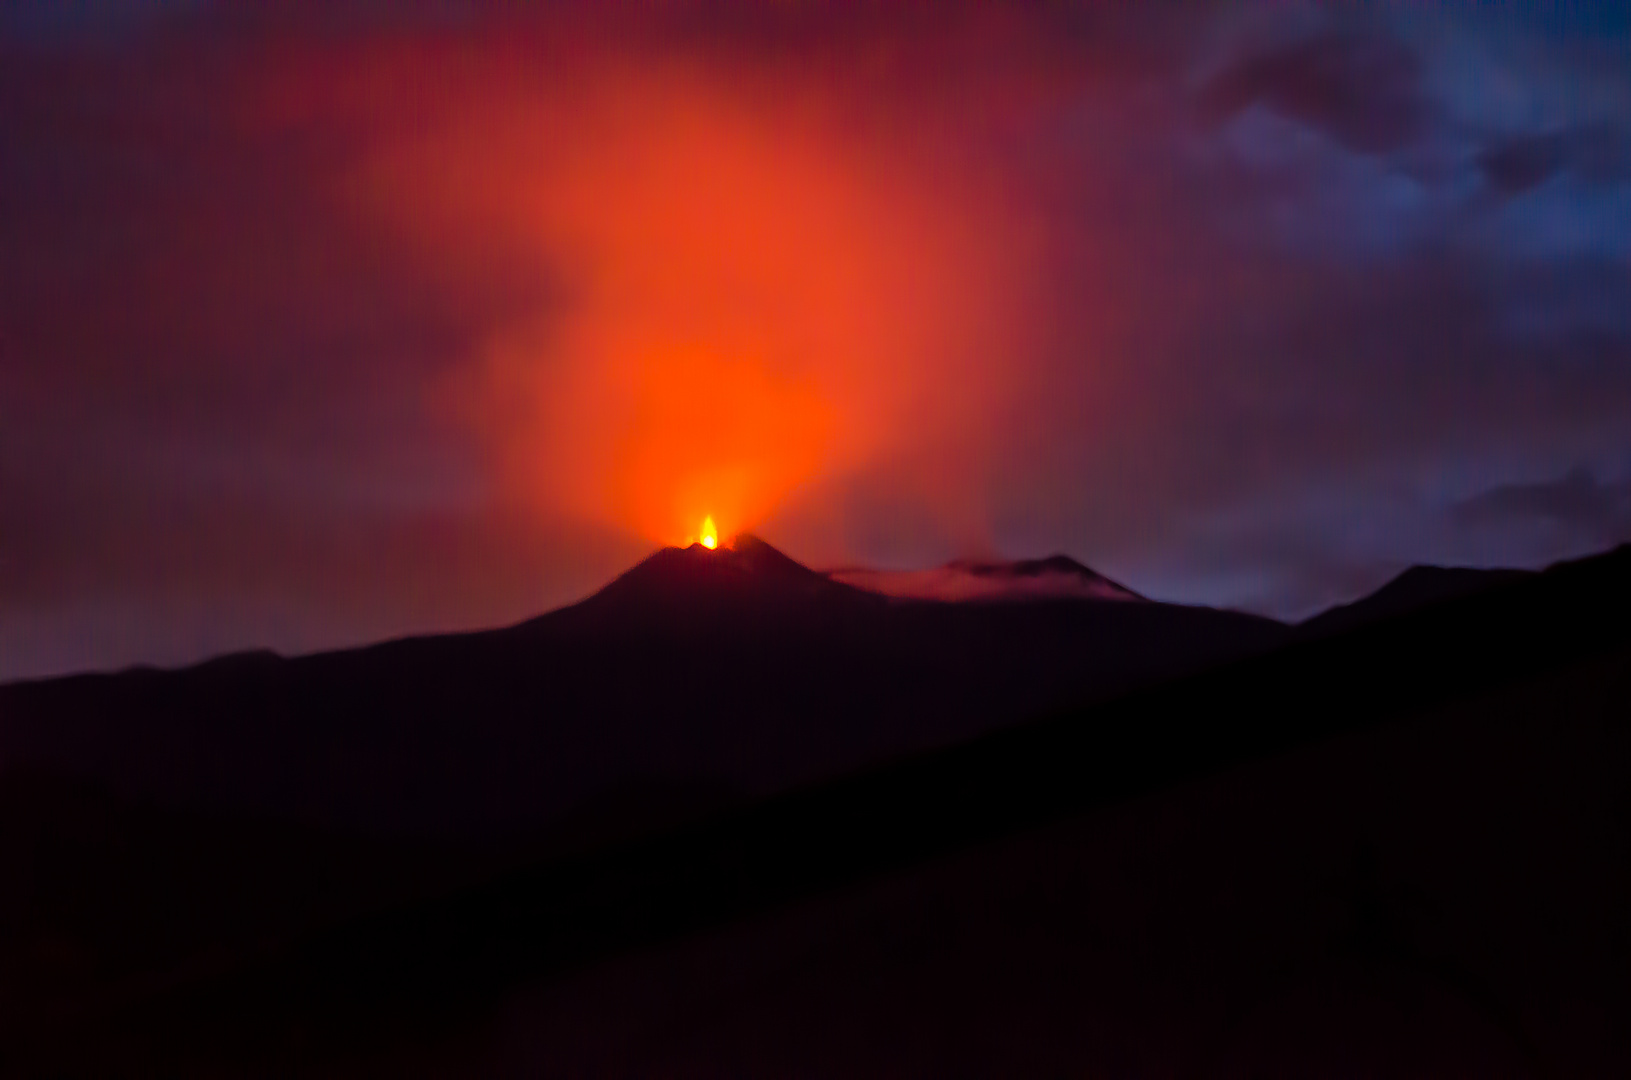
(0, 536, 1288, 1030)
(17, 545, 1628, 1077)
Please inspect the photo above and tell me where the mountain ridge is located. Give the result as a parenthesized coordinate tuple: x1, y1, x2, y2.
(0, 535, 1290, 840)
(1, 540, 1566, 686)
(1297, 564, 1535, 638)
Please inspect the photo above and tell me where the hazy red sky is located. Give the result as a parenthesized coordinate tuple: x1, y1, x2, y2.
(3, 2, 1630, 677)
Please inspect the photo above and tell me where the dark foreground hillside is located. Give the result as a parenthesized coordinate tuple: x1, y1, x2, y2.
(7, 543, 1628, 1076)
(0, 537, 1289, 1056)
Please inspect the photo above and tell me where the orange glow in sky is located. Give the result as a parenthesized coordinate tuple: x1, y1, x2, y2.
(302, 38, 1045, 553)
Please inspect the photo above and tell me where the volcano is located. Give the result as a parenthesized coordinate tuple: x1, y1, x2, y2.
(0, 535, 1292, 1047)
(573, 533, 880, 618)
(2, 541, 1629, 1076)
(0, 535, 1286, 841)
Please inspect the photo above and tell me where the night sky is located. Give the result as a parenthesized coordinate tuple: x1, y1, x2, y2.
(3, 2, 1629, 679)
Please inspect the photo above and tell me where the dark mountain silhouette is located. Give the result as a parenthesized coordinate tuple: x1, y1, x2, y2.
(7, 538, 1626, 1075)
(0, 535, 1294, 1033)
(1297, 564, 1535, 637)
(11, 542, 1626, 1077)
(0, 536, 1287, 842)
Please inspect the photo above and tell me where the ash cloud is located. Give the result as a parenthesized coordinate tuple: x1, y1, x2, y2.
(1201, 28, 1427, 154)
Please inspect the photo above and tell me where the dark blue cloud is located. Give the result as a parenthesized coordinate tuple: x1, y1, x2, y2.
(1202, 28, 1426, 154)
(0, 0, 207, 45)
(1453, 467, 1631, 544)
(1480, 124, 1631, 194)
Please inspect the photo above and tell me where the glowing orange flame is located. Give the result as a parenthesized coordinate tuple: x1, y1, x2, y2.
(699, 516, 718, 550)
